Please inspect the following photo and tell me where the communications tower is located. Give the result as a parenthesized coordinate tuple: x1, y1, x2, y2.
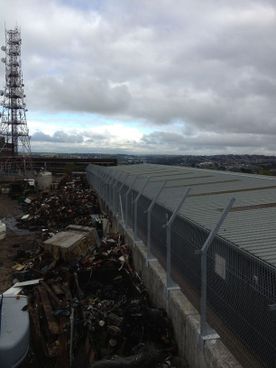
(0, 27, 32, 175)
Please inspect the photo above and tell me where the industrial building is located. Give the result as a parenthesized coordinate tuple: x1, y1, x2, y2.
(87, 163, 276, 368)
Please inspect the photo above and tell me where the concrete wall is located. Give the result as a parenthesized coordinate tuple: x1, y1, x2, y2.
(112, 218, 242, 368)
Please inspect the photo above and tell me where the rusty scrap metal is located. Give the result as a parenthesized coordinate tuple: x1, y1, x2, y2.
(17, 232, 177, 368)
(18, 180, 101, 231)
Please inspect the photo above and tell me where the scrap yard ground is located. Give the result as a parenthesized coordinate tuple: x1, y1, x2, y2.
(0, 196, 38, 293)
(0, 177, 185, 368)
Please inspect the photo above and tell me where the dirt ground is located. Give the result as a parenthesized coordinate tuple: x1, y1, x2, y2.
(0, 194, 22, 218)
(0, 194, 39, 293)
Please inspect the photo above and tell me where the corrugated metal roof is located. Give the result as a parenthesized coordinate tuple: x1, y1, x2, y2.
(90, 163, 276, 268)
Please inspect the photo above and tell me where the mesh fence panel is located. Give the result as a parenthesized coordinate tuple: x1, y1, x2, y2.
(170, 218, 276, 368)
(207, 238, 276, 368)
(150, 203, 168, 265)
(137, 195, 150, 243)
(171, 217, 204, 293)
(119, 185, 128, 221)
(125, 189, 133, 228)
(90, 174, 276, 368)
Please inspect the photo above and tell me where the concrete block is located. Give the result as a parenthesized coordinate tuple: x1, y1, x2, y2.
(168, 289, 198, 360)
(185, 314, 205, 368)
(146, 260, 167, 309)
(43, 226, 96, 261)
(204, 339, 242, 368)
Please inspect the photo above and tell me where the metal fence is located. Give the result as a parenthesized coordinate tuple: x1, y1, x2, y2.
(87, 165, 276, 368)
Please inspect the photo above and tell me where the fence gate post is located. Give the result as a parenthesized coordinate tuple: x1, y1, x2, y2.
(163, 187, 191, 303)
(198, 197, 235, 340)
(144, 181, 167, 266)
(133, 177, 150, 241)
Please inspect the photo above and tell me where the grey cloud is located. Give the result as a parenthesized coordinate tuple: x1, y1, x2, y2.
(30, 128, 276, 155)
(141, 130, 276, 152)
(29, 76, 131, 114)
(85, 133, 111, 143)
(2, 0, 276, 153)
(32, 130, 84, 143)
(31, 131, 52, 142)
(31, 130, 113, 145)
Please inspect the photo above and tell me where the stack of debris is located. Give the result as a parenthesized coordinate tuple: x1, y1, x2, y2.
(18, 182, 100, 231)
(2, 177, 181, 368)
(14, 232, 178, 368)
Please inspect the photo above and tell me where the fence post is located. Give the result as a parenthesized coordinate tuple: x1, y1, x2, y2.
(198, 197, 235, 340)
(112, 172, 124, 212)
(108, 176, 116, 211)
(119, 193, 125, 226)
(106, 175, 113, 207)
(98, 171, 104, 199)
(95, 171, 100, 194)
(133, 177, 150, 240)
(107, 174, 118, 211)
(90, 168, 96, 190)
(108, 174, 115, 206)
(117, 173, 129, 217)
(101, 172, 109, 203)
(95, 168, 102, 195)
(95, 169, 101, 196)
(125, 175, 137, 229)
(144, 181, 167, 266)
(104, 173, 110, 205)
(163, 187, 191, 301)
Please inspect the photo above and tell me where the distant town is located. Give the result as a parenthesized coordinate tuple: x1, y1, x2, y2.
(33, 152, 276, 176)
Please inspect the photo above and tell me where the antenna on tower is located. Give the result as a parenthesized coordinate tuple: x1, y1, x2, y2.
(0, 26, 32, 176)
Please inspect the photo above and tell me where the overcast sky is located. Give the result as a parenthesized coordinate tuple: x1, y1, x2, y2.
(1, 0, 276, 155)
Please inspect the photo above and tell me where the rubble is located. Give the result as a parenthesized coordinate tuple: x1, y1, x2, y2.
(14, 232, 179, 368)
(18, 178, 100, 231)
(88, 345, 166, 368)
(1, 177, 182, 367)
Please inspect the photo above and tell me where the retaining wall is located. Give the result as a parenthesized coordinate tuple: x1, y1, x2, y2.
(112, 218, 242, 368)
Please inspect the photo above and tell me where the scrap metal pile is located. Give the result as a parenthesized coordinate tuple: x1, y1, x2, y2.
(18, 179, 100, 231)
(18, 234, 178, 368)
(9, 177, 179, 368)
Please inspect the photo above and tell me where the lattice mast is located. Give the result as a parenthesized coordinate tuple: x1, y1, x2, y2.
(0, 27, 32, 174)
